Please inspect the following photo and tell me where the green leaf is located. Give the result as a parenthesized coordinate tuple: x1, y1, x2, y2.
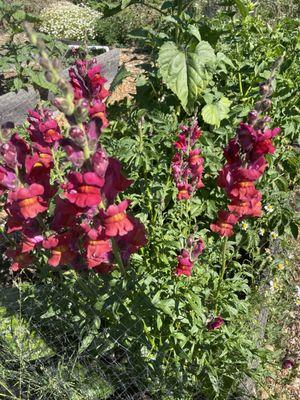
(158, 41, 215, 113)
(234, 0, 250, 19)
(201, 97, 231, 127)
(78, 334, 95, 354)
(110, 64, 131, 92)
(187, 25, 202, 42)
(12, 10, 26, 21)
(290, 222, 298, 239)
(155, 299, 175, 317)
(13, 77, 23, 91)
(216, 52, 235, 70)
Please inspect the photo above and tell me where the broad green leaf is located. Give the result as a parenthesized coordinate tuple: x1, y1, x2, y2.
(158, 41, 215, 113)
(201, 97, 231, 127)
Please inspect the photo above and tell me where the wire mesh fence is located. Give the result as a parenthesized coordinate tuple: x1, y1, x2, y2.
(0, 273, 212, 400)
(0, 224, 292, 400)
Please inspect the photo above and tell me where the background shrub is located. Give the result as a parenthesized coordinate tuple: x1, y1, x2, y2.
(39, 1, 101, 42)
(95, 4, 160, 47)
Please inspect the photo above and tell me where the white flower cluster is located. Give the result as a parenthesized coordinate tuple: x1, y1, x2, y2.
(39, 1, 101, 41)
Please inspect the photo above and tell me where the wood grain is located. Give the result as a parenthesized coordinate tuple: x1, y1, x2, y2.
(0, 49, 120, 126)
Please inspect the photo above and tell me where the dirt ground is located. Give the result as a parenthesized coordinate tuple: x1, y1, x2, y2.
(108, 48, 148, 103)
(255, 235, 300, 400)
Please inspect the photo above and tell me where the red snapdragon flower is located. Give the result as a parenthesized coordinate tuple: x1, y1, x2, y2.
(69, 60, 109, 101)
(63, 172, 104, 208)
(89, 100, 109, 130)
(51, 198, 82, 231)
(210, 211, 239, 237)
(0, 166, 17, 192)
(43, 233, 77, 267)
(176, 182, 191, 200)
(103, 200, 134, 237)
(175, 250, 193, 276)
(228, 197, 262, 217)
(3, 57, 147, 274)
(20, 221, 43, 252)
(81, 218, 112, 269)
(85, 238, 112, 269)
(8, 184, 47, 219)
(207, 315, 224, 330)
(6, 248, 34, 272)
(102, 158, 133, 203)
(211, 103, 280, 237)
(228, 181, 260, 200)
(28, 109, 61, 146)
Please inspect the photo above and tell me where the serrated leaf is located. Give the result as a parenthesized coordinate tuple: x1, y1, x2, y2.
(158, 41, 215, 113)
(201, 97, 231, 127)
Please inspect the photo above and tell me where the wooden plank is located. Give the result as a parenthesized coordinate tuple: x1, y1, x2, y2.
(0, 86, 38, 127)
(0, 49, 120, 127)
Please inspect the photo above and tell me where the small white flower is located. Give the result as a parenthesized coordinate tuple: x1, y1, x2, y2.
(269, 280, 275, 292)
(241, 221, 249, 231)
(270, 231, 278, 240)
(258, 227, 265, 236)
(295, 286, 300, 297)
(264, 204, 274, 213)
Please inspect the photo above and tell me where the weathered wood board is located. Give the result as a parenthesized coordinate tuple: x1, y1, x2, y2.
(0, 49, 120, 126)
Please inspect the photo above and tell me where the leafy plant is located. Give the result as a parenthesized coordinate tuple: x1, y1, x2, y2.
(0, 0, 67, 93)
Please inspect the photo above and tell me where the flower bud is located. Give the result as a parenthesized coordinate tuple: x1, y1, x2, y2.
(92, 149, 109, 179)
(261, 99, 272, 112)
(74, 100, 89, 122)
(69, 127, 85, 145)
(45, 71, 53, 83)
(259, 82, 270, 95)
(282, 357, 295, 370)
(187, 236, 194, 247)
(247, 110, 258, 124)
(52, 58, 60, 70)
(255, 115, 272, 130)
(39, 57, 50, 69)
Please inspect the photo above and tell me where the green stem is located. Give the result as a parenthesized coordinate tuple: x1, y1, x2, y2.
(174, 0, 183, 44)
(238, 72, 244, 96)
(111, 238, 127, 278)
(51, 149, 64, 183)
(214, 237, 228, 313)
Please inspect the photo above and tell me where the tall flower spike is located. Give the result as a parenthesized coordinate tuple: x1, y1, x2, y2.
(3, 28, 147, 273)
(171, 118, 205, 200)
(211, 60, 282, 237)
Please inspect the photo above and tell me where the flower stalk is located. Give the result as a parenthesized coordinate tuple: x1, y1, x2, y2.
(215, 236, 228, 313)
